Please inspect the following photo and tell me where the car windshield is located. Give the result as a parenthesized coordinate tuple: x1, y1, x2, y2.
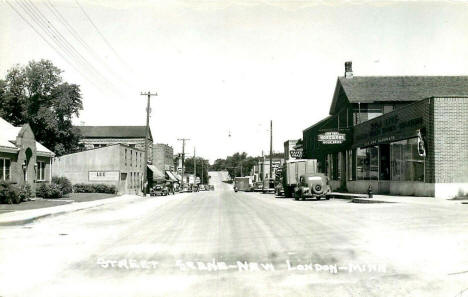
(308, 177, 322, 181)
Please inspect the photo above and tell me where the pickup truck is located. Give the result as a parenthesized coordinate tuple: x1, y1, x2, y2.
(293, 173, 330, 200)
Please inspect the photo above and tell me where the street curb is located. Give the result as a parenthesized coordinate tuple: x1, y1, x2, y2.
(351, 198, 395, 204)
(0, 195, 142, 226)
(326, 194, 368, 200)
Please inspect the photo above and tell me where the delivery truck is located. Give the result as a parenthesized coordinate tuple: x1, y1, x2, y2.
(282, 159, 319, 198)
(234, 177, 253, 192)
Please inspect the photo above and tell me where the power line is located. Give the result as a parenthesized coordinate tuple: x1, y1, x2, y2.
(20, 0, 120, 93)
(44, 0, 135, 90)
(74, 0, 133, 73)
(4, 1, 103, 92)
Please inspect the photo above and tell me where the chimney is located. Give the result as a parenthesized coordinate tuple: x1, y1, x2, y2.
(344, 61, 353, 78)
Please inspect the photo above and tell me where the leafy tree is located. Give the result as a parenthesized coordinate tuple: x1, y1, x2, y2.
(184, 157, 210, 184)
(0, 60, 83, 156)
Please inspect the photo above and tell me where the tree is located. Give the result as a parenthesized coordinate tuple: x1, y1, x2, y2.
(0, 60, 83, 156)
(184, 157, 209, 184)
(209, 152, 260, 179)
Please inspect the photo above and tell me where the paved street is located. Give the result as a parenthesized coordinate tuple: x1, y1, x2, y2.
(1, 172, 468, 297)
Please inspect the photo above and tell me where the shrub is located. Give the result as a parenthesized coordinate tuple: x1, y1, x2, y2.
(18, 184, 32, 202)
(72, 183, 117, 194)
(36, 183, 63, 199)
(0, 181, 21, 204)
(52, 176, 72, 195)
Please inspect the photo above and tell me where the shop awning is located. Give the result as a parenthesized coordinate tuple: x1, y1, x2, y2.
(173, 173, 182, 181)
(147, 165, 165, 180)
(165, 171, 178, 182)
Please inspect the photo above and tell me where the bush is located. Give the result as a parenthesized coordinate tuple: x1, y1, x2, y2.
(36, 183, 63, 199)
(18, 184, 32, 202)
(52, 176, 72, 195)
(0, 181, 21, 204)
(72, 183, 117, 194)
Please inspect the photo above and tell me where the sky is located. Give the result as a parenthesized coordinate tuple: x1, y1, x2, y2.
(1, 0, 468, 163)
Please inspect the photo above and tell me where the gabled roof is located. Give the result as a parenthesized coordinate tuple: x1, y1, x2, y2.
(0, 117, 54, 156)
(77, 126, 153, 140)
(330, 76, 468, 114)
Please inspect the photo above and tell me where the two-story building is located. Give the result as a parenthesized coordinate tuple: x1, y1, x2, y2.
(303, 62, 468, 198)
(77, 125, 153, 163)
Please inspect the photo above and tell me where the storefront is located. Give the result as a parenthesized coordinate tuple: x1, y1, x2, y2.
(302, 63, 468, 198)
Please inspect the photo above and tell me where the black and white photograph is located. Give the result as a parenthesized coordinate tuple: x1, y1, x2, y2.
(1, 0, 468, 296)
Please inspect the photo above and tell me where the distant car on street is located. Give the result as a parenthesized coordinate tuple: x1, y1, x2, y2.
(209, 185, 215, 191)
(275, 183, 284, 197)
(151, 185, 169, 196)
(253, 182, 263, 192)
(199, 184, 206, 191)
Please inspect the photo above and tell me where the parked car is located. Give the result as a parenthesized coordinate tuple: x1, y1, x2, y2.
(151, 185, 168, 196)
(209, 185, 215, 191)
(275, 183, 284, 197)
(253, 182, 263, 192)
(199, 184, 206, 191)
(181, 185, 192, 193)
(293, 173, 330, 201)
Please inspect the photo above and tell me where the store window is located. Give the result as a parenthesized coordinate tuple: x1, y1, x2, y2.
(36, 161, 45, 181)
(390, 138, 425, 182)
(347, 150, 353, 181)
(0, 158, 11, 181)
(356, 146, 379, 180)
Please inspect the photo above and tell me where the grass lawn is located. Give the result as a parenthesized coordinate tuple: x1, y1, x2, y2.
(0, 193, 119, 213)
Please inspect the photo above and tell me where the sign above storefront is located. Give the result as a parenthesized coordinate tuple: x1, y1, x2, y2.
(318, 132, 346, 144)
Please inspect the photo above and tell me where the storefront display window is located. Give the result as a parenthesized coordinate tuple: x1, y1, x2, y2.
(356, 146, 379, 180)
(390, 138, 425, 182)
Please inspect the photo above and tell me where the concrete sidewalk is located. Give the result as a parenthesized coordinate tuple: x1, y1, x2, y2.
(0, 194, 143, 226)
(351, 194, 462, 205)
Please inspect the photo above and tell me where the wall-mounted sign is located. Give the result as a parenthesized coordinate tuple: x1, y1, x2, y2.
(318, 132, 346, 144)
(89, 171, 119, 181)
(290, 149, 303, 159)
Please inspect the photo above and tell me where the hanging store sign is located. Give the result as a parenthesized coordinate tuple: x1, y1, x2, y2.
(318, 132, 346, 144)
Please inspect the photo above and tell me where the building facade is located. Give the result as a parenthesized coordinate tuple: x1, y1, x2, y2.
(77, 126, 153, 163)
(302, 62, 468, 198)
(0, 117, 54, 195)
(152, 143, 174, 171)
(52, 144, 144, 194)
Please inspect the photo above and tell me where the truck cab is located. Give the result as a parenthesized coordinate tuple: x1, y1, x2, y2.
(294, 173, 330, 200)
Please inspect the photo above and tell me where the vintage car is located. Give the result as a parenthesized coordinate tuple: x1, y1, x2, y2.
(275, 183, 284, 197)
(151, 185, 169, 196)
(293, 173, 330, 200)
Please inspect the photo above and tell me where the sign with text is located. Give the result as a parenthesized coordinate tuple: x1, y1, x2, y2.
(89, 171, 120, 181)
(318, 132, 346, 144)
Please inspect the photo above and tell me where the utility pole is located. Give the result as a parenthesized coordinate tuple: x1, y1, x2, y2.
(193, 147, 196, 185)
(201, 160, 204, 184)
(140, 91, 157, 196)
(177, 138, 190, 189)
(269, 120, 273, 186)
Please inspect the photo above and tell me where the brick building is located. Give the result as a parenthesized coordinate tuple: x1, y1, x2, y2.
(77, 126, 153, 163)
(302, 62, 468, 198)
(0, 117, 54, 195)
(152, 143, 174, 171)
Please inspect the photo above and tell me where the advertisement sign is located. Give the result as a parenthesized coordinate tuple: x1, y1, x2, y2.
(318, 132, 346, 144)
(289, 149, 303, 158)
(89, 171, 119, 181)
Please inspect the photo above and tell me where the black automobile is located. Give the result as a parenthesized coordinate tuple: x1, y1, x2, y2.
(151, 185, 168, 196)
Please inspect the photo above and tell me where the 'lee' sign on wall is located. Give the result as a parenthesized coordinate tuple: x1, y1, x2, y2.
(89, 171, 120, 181)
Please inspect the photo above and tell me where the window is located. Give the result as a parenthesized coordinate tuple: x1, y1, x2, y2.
(390, 138, 425, 182)
(130, 150, 133, 167)
(125, 149, 127, 166)
(36, 161, 45, 181)
(356, 146, 379, 180)
(347, 150, 353, 181)
(0, 158, 11, 181)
